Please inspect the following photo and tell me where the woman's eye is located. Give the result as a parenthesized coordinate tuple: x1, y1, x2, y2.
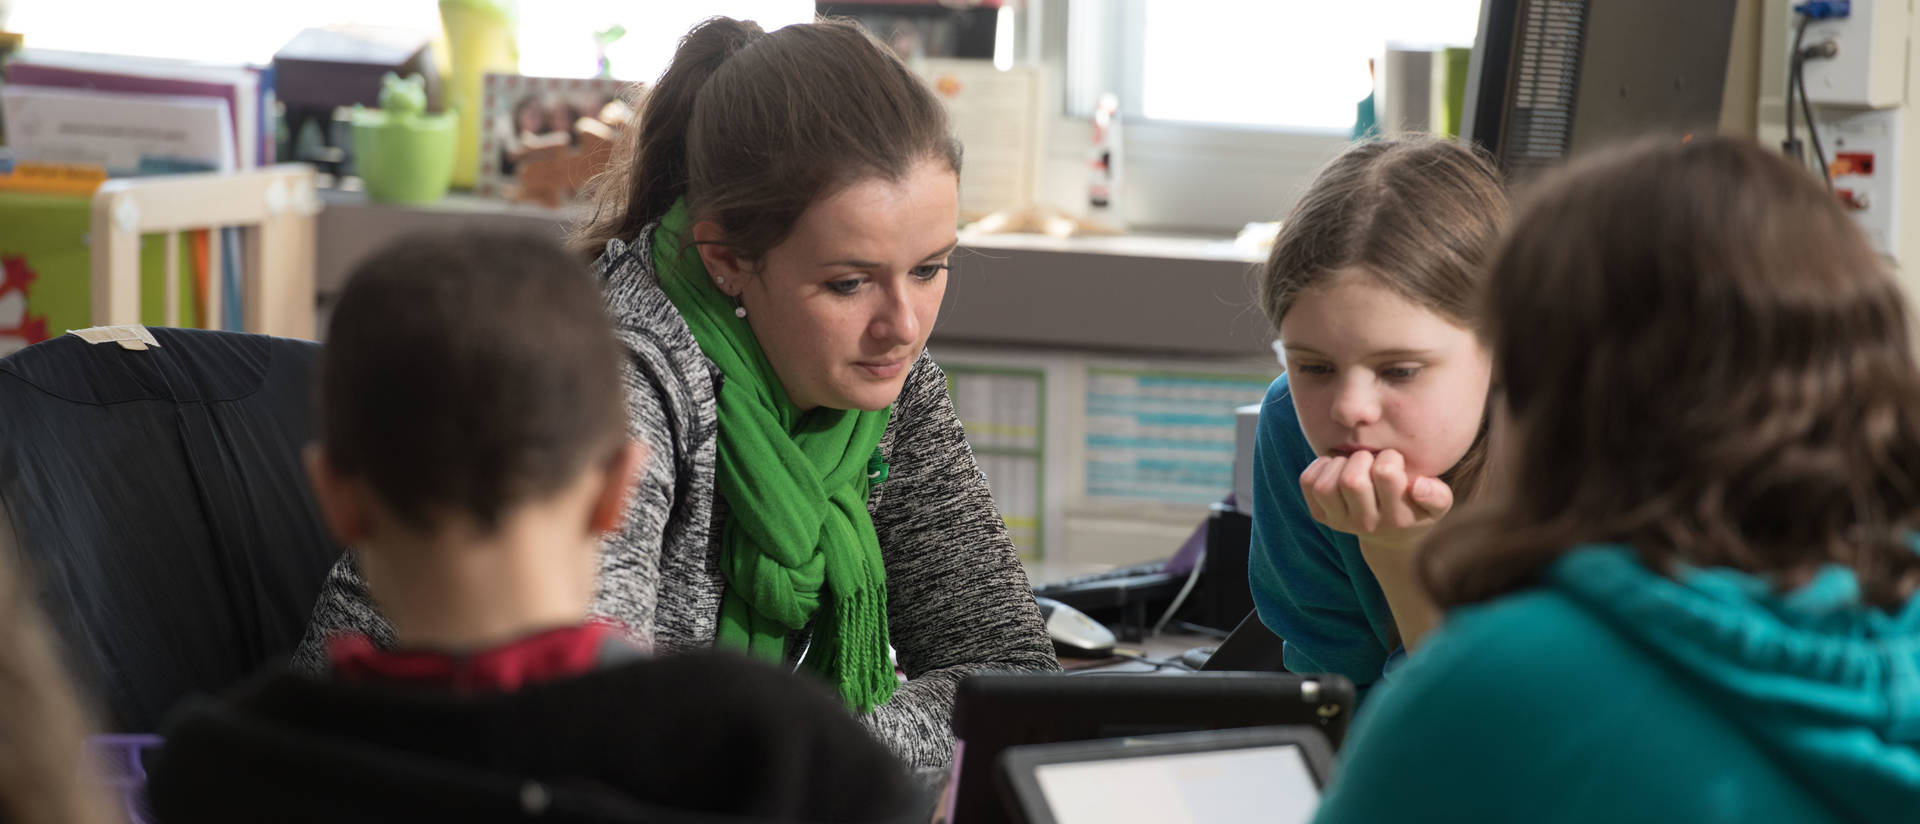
(912, 263, 950, 281)
(827, 279, 862, 295)
(1295, 364, 1334, 377)
(1381, 366, 1422, 381)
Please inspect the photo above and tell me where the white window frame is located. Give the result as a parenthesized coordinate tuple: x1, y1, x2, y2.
(1025, 0, 1349, 234)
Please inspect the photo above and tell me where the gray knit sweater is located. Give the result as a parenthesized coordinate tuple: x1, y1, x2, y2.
(291, 231, 1058, 778)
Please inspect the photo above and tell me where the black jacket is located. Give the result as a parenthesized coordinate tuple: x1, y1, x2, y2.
(147, 650, 925, 823)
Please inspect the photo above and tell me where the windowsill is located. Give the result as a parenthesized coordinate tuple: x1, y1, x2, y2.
(958, 229, 1263, 264)
(318, 186, 1264, 264)
(317, 186, 586, 219)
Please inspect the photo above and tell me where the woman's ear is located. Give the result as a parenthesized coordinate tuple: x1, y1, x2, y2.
(691, 220, 747, 297)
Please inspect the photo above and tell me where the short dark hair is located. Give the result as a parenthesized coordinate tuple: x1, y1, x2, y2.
(573, 15, 961, 262)
(319, 230, 626, 531)
(1421, 136, 1920, 609)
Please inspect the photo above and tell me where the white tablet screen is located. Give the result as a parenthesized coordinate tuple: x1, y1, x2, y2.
(1033, 744, 1320, 824)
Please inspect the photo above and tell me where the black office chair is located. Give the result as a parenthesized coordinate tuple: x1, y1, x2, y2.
(1197, 609, 1289, 672)
(0, 328, 343, 731)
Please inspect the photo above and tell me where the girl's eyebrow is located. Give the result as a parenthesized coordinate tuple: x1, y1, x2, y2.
(1282, 344, 1437, 359)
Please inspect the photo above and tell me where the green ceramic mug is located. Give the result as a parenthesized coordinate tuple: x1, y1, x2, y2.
(351, 109, 457, 205)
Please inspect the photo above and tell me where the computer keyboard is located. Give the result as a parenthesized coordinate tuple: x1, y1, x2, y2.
(1032, 559, 1184, 642)
(1035, 559, 1169, 592)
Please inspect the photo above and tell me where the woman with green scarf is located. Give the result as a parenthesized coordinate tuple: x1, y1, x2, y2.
(295, 15, 1059, 782)
(583, 16, 1057, 777)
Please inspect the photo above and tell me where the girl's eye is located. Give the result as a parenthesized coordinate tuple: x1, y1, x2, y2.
(912, 263, 950, 281)
(1381, 366, 1422, 381)
(1295, 363, 1334, 377)
(826, 278, 863, 295)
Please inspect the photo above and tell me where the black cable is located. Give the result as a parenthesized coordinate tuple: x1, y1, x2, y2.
(1063, 649, 1191, 675)
(1797, 53, 1832, 191)
(1785, 15, 1807, 161)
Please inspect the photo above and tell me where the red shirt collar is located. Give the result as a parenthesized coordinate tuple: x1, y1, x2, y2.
(327, 622, 623, 693)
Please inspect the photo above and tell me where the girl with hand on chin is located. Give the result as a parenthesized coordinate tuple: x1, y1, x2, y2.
(1248, 137, 1507, 696)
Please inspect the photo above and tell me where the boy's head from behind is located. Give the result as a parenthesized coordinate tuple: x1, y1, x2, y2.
(309, 230, 638, 635)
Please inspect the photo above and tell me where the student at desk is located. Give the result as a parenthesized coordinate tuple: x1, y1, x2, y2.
(1248, 138, 1509, 696)
(153, 232, 922, 822)
(294, 16, 1057, 782)
(1316, 137, 1920, 822)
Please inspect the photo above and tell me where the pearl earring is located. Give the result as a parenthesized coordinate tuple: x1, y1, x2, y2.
(715, 276, 726, 286)
(734, 305, 747, 319)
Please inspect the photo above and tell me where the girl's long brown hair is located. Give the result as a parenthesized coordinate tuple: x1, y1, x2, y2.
(1422, 136, 1920, 609)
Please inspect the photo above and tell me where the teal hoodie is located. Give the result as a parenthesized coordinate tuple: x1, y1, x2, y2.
(1313, 545, 1920, 823)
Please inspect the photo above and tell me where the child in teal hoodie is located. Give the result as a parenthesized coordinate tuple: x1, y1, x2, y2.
(1314, 136, 1920, 822)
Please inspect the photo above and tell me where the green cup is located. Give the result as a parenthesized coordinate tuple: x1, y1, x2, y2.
(351, 109, 457, 205)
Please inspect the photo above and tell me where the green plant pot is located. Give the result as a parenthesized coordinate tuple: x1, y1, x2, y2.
(351, 110, 457, 205)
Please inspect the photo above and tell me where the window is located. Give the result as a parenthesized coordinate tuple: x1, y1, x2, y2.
(518, 1, 812, 80)
(9, 0, 441, 67)
(8, 0, 812, 82)
(1067, 0, 1483, 131)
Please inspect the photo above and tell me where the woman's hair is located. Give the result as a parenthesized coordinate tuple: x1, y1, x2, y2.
(1260, 136, 1510, 494)
(0, 549, 113, 824)
(572, 16, 962, 263)
(1421, 136, 1920, 609)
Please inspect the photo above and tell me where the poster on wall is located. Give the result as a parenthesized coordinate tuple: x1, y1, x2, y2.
(915, 59, 1042, 222)
(1082, 368, 1273, 509)
(946, 366, 1046, 561)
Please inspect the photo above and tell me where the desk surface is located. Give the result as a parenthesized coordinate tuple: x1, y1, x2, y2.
(959, 229, 1262, 264)
(1060, 630, 1222, 675)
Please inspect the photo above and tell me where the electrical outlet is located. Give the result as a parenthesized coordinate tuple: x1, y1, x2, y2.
(1822, 108, 1900, 256)
(1799, 0, 1908, 108)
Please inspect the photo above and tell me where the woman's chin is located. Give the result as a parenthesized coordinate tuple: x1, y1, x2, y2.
(817, 384, 904, 413)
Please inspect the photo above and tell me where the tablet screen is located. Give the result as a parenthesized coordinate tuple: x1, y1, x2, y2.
(1032, 743, 1320, 824)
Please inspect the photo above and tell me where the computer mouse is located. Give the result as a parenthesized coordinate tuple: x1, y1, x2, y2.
(1034, 596, 1117, 658)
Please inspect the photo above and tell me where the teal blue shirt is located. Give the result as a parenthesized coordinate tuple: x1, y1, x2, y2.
(1314, 545, 1920, 823)
(1248, 374, 1400, 693)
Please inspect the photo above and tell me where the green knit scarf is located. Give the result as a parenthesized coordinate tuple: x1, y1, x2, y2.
(651, 200, 896, 713)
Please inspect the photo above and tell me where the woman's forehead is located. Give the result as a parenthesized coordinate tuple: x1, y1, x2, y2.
(776, 164, 958, 266)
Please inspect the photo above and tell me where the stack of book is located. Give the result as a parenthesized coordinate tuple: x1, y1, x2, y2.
(2, 48, 274, 174)
(0, 49, 274, 346)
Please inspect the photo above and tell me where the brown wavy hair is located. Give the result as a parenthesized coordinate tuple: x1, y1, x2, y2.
(1259, 136, 1510, 496)
(571, 16, 961, 263)
(1421, 136, 1920, 609)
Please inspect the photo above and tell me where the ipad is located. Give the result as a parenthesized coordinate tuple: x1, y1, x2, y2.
(946, 671, 1355, 824)
(997, 726, 1332, 824)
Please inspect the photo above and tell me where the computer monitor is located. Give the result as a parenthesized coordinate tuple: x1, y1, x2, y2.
(945, 672, 1355, 824)
(996, 726, 1334, 824)
(1461, 0, 1742, 180)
